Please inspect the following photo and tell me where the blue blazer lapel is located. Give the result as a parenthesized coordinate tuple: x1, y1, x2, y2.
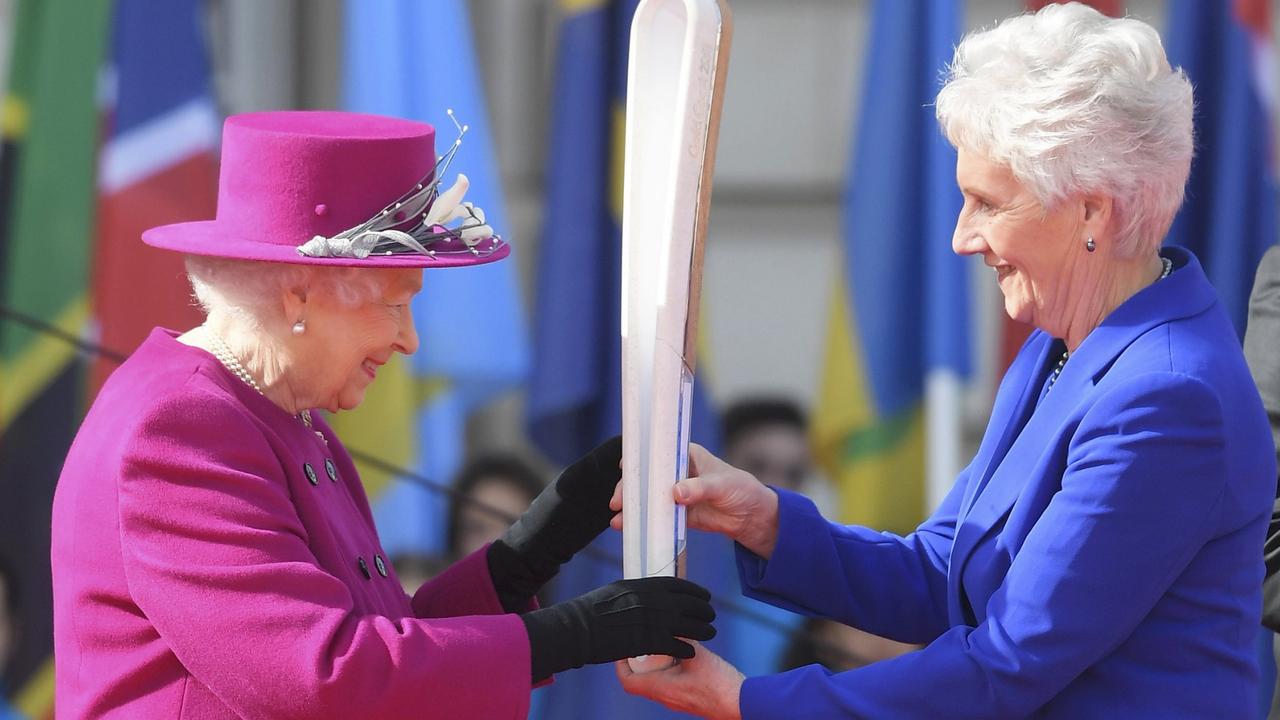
(959, 333, 1053, 518)
(946, 332, 1051, 624)
(945, 247, 1218, 627)
(953, 354, 1088, 591)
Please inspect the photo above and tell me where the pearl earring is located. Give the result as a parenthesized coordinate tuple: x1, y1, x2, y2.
(1085, 237, 1096, 253)
(292, 320, 306, 335)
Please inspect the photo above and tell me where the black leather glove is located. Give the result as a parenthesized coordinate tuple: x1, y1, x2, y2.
(487, 436, 622, 611)
(521, 576, 716, 682)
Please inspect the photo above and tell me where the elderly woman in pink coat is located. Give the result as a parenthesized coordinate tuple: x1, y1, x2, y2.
(51, 111, 715, 719)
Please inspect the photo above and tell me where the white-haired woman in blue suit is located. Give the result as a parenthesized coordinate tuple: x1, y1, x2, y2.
(615, 4, 1276, 718)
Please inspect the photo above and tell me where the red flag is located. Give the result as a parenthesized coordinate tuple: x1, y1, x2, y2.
(91, 0, 218, 392)
(1234, 0, 1269, 36)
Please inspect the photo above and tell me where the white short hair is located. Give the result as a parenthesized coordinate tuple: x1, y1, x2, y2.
(935, 2, 1193, 257)
(185, 256, 387, 328)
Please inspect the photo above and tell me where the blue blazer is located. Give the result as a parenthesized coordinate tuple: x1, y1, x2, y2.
(737, 247, 1275, 719)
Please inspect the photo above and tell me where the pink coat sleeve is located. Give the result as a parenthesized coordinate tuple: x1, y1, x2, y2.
(411, 546, 540, 618)
(117, 392, 533, 719)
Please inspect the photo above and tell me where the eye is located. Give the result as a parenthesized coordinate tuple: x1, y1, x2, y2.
(965, 196, 997, 216)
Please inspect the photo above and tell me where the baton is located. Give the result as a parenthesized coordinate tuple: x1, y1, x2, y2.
(620, 0, 732, 673)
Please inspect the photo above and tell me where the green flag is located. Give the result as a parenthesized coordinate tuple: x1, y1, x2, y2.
(1, 0, 111, 428)
(0, 0, 112, 712)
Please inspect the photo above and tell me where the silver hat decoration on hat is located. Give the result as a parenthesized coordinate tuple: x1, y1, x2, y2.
(297, 110, 502, 260)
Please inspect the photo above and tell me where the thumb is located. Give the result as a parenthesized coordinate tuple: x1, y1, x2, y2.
(687, 443, 725, 478)
(673, 475, 718, 507)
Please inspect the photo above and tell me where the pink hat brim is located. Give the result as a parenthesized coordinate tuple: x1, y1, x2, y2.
(142, 220, 510, 269)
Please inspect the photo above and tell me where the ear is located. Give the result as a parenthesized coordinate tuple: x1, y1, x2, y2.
(280, 278, 310, 323)
(1081, 193, 1113, 239)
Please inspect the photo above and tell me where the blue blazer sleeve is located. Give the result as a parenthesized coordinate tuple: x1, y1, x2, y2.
(737, 466, 970, 645)
(740, 373, 1229, 719)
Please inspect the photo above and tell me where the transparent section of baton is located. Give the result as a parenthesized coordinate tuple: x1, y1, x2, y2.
(628, 366, 693, 674)
(644, 363, 692, 577)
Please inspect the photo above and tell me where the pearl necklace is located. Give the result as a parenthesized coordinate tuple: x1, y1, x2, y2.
(205, 327, 326, 444)
(1046, 257, 1173, 391)
(207, 330, 263, 394)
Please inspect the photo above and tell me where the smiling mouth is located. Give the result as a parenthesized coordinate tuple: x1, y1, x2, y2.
(362, 360, 381, 379)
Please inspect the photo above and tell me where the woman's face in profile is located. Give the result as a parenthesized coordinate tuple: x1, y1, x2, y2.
(950, 149, 1085, 331)
(293, 267, 424, 412)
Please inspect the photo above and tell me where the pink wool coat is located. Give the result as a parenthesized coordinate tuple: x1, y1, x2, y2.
(52, 328, 533, 719)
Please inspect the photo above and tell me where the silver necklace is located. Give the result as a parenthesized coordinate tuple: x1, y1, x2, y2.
(1047, 350, 1069, 389)
(205, 327, 326, 444)
(1047, 257, 1173, 391)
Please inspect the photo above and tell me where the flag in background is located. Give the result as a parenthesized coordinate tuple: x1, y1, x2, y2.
(1164, 3, 1278, 716)
(1165, 0, 1277, 337)
(811, 0, 966, 533)
(341, 0, 531, 557)
(0, 1, 113, 718)
(524, 1, 725, 479)
(523, 0, 631, 468)
(93, 0, 218, 394)
(0, 4, 13, 113)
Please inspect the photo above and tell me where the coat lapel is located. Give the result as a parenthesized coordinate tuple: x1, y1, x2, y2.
(959, 333, 1052, 518)
(946, 247, 1218, 626)
(945, 333, 1050, 624)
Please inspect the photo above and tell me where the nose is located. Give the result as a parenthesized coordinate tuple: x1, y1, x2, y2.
(951, 220, 987, 257)
(394, 305, 420, 355)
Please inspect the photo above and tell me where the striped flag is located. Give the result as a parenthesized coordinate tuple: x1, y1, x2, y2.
(340, 0, 531, 555)
(1165, 0, 1277, 336)
(93, 0, 218, 391)
(811, 0, 965, 533)
(0, 1, 113, 718)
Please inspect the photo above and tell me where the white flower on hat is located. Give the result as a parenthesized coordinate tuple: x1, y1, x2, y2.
(422, 174, 495, 248)
(297, 111, 502, 261)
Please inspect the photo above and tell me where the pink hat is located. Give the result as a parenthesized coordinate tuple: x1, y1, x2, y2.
(142, 110, 509, 268)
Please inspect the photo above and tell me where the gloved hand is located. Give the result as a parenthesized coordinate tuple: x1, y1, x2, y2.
(521, 576, 716, 682)
(488, 436, 622, 611)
